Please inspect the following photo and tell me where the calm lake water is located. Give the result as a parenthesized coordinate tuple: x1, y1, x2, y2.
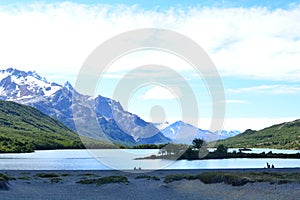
(0, 149, 299, 170)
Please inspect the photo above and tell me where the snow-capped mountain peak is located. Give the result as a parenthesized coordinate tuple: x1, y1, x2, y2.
(64, 81, 74, 91)
(0, 68, 47, 82)
(160, 120, 240, 144)
(0, 68, 61, 100)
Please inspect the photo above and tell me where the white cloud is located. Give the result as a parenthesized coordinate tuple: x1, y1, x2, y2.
(225, 99, 248, 104)
(227, 85, 300, 94)
(139, 86, 180, 100)
(0, 2, 300, 84)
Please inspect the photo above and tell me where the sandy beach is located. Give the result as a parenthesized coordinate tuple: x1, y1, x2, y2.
(1, 169, 299, 200)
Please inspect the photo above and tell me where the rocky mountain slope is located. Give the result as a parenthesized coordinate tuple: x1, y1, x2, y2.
(0, 68, 170, 145)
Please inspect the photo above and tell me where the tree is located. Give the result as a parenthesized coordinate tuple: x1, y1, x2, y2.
(215, 144, 228, 156)
(182, 146, 197, 159)
(192, 138, 204, 150)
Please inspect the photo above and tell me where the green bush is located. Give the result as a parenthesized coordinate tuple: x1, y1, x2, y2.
(77, 176, 129, 186)
(76, 179, 97, 184)
(18, 176, 31, 180)
(35, 173, 59, 178)
(135, 175, 160, 181)
(0, 173, 9, 182)
(164, 174, 195, 183)
(163, 172, 300, 186)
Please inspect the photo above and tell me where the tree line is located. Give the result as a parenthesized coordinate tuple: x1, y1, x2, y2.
(135, 138, 300, 160)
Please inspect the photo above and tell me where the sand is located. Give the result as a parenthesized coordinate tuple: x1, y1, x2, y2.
(1, 169, 299, 200)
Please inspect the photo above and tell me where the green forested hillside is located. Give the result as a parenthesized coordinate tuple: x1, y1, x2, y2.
(0, 100, 114, 153)
(216, 119, 300, 149)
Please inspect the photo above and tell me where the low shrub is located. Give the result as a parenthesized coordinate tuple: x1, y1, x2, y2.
(35, 173, 59, 178)
(96, 176, 129, 186)
(0, 173, 9, 182)
(135, 175, 160, 181)
(135, 175, 151, 179)
(60, 173, 70, 177)
(164, 174, 196, 183)
(164, 172, 299, 186)
(76, 179, 97, 184)
(77, 176, 129, 186)
(0, 173, 9, 191)
(18, 176, 31, 180)
(197, 172, 252, 186)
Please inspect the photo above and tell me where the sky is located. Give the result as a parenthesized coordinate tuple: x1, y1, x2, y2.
(0, 0, 300, 131)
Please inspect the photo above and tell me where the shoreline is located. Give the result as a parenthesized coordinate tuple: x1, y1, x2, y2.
(1, 169, 299, 200)
(1, 146, 299, 154)
(2, 167, 300, 172)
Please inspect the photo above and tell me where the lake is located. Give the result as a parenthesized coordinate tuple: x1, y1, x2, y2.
(0, 149, 299, 170)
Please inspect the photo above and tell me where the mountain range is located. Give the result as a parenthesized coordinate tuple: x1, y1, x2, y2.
(160, 121, 240, 143)
(0, 68, 239, 145)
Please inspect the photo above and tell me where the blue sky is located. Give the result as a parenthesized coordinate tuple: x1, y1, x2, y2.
(0, 0, 300, 131)
(1, 0, 300, 9)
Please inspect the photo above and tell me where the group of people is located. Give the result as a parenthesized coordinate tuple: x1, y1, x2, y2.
(266, 162, 275, 168)
(133, 167, 142, 170)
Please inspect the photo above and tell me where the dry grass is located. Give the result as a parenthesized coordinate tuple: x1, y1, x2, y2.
(35, 173, 60, 178)
(77, 176, 129, 186)
(135, 175, 160, 181)
(164, 172, 300, 186)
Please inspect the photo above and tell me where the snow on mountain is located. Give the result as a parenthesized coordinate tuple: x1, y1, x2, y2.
(219, 130, 240, 140)
(160, 121, 212, 144)
(153, 121, 170, 130)
(160, 121, 240, 144)
(0, 68, 60, 101)
(0, 68, 170, 145)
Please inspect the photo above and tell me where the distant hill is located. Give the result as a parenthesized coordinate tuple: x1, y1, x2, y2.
(216, 119, 300, 149)
(0, 100, 114, 153)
